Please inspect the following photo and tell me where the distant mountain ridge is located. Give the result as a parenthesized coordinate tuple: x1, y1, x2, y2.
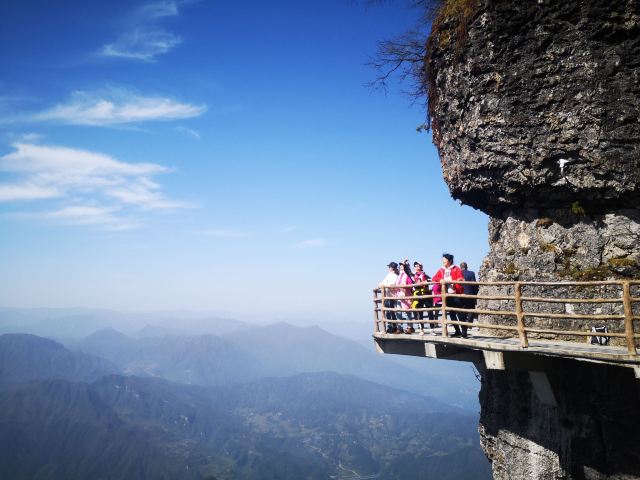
(0, 334, 119, 384)
(77, 327, 263, 385)
(74, 323, 477, 408)
(0, 307, 247, 339)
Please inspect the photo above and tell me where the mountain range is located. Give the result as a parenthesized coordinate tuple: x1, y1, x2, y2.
(0, 320, 490, 479)
(71, 323, 478, 409)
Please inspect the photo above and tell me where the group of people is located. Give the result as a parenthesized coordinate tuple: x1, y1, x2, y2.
(379, 253, 478, 338)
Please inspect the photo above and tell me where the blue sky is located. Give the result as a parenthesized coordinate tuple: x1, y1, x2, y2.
(0, 0, 488, 318)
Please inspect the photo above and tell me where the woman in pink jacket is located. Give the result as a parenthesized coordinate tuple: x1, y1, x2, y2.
(396, 262, 415, 332)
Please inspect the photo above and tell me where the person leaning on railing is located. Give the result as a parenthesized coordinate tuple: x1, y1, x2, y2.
(379, 262, 400, 332)
(411, 261, 435, 335)
(432, 253, 466, 337)
(459, 262, 479, 327)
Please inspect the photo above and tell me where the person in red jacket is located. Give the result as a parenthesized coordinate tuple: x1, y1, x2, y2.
(432, 253, 466, 337)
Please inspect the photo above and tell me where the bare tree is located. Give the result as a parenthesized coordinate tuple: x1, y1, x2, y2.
(366, 1, 440, 106)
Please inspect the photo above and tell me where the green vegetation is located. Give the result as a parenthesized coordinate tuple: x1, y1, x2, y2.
(608, 257, 637, 268)
(570, 201, 586, 216)
(503, 262, 518, 275)
(558, 262, 639, 281)
(558, 265, 611, 281)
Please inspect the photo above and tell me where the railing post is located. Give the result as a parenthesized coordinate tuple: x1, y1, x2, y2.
(515, 282, 529, 348)
(622, 281, 636, 355)
(374, 289, 380, 333)
(381, 286, 387, 334)
(441, 280, 448, 337)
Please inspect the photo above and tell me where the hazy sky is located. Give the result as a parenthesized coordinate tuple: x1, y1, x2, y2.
(0, 0, 488, 318)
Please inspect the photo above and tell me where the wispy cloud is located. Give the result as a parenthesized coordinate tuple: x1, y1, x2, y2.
(44, 205, 139, 231)
(283, 225, 297, 233)
(0, 183, 60, 202)
(293, 238, 327, 249)
(200, 229, 249, 238)
(107, 178, 190, 210)
(175, 125, 201, 139)
(99, 1, 186, 62)
(30, 88, 206, 126)
(0, 142, 187, 229)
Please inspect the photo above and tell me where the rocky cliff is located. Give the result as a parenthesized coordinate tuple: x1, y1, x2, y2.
(426, 0, 640, 478)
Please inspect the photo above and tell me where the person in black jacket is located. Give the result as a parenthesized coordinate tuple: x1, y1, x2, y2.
(459, 262, 479, 336)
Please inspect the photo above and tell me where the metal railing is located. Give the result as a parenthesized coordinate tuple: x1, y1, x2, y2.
(373, 280, 640, 355)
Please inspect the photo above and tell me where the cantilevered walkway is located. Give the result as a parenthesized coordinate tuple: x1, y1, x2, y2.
(373, 280, 640, 377)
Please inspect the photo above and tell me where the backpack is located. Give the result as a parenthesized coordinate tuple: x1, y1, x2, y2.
(590, 326, 609, 346)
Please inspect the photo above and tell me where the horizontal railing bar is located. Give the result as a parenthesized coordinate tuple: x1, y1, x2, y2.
(445, 320, 518, 331)
(379, 320, 633, 339)
(381, 319, 513, 332)
(446, 293, 513, 300)
(385, 294, 437, 301)
(469, 323, 519, 331)
(524, 312, 625, 320)
(521, 296, 622, 304)
(445, 307, 517, 316)
(378, 280, 631, 288)
(384, 307, 445, 313)
(381, 306, 628, 320)
(384, 307, 516, 316)
(385, 306, 516, 316)
(383, 320, 441, 324)
(523, 327, 628, 338)
(381, 293, 513, 301)
(518, 280, 624, 286)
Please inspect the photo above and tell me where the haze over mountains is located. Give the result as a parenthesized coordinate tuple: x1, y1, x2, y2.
(0, 309, 489, 479)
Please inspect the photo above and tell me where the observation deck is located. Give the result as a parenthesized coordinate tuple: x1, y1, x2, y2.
(373, 280, 640, 379)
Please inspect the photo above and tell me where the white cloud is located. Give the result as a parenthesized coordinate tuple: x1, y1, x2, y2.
(0, 142, 187, 229)
(0, 142, 166, 177)
(99, 1, 185, 62)
(283, 225, 297, 233)
(0, 183, 60, 201)
(293, 238, 327, 249)
(31, 89, 206, 126)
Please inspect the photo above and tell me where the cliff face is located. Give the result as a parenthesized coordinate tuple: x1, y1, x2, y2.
(426, 0, 640, 478)
(480, 362, 640, 479)
(428, 0, 640, 215)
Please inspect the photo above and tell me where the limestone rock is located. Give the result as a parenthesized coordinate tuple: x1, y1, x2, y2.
(426, 0, 640, 478)
(428, 0, 640, 215)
